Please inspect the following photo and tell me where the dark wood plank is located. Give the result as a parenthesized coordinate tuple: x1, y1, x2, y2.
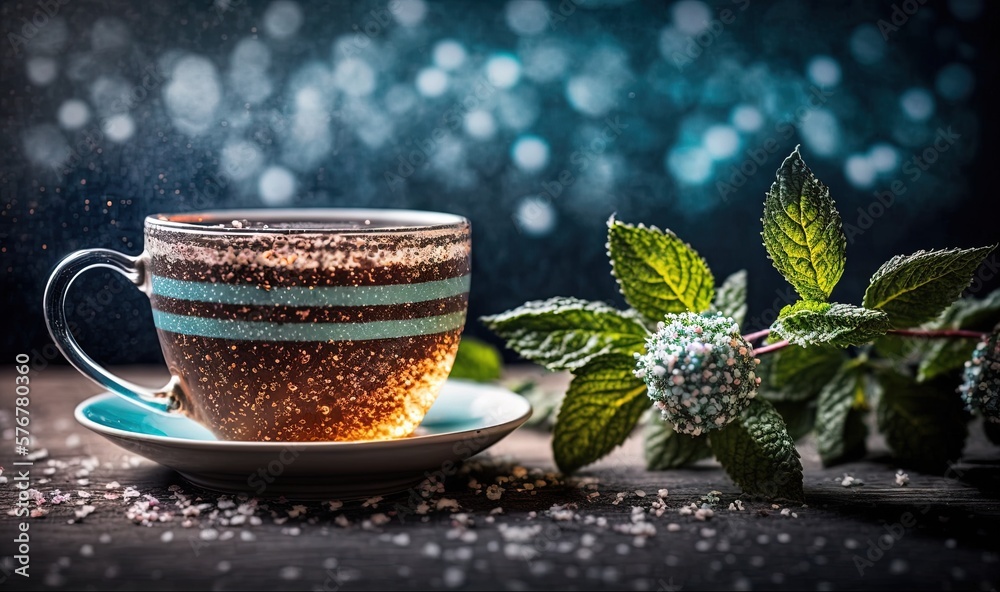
(1, 367, 998, 591)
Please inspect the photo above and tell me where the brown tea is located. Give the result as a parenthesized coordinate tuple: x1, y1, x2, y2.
(144, 211, 471, 441)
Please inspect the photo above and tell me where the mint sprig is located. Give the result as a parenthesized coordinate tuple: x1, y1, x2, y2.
(481, 297, 648, 372)
(762, 146, 846, 302)
(863, 246, 997, 328)
(553, 354, 650, 473)
(607, 218, 715, 323)
(483, 147, 999, 501)
(710, 399, 804, 502)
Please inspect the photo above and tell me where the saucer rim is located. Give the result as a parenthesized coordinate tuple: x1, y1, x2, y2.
(74, 380, 532, 450)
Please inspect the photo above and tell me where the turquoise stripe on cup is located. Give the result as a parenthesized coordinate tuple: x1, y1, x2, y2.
(150, 274, 471, 307)
(152, 310, 467, 342)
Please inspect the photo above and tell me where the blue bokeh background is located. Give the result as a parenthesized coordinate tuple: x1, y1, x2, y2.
(1, 0, 997, 364)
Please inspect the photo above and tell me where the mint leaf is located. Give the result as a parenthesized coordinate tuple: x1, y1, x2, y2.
(918, 340, 977, 383)
(876, 369, 968, 471)
(771, 301, 890, 347)
(709, 399, 804, 501)
(644, 410, 712, 470)
(481, 297, 649, 372)
(553, 354, 650, 473)
(918, 288, 1000, 382)
(862, 246, 997, 328)
(757, 343, 845, 402)
(815, 364, 868, 466)
(712, 269, 748, 328)
(771, 400, 817, 442)
(762, 147, 846, 302)
(607, 217, 714, 322)
(449, 337, 503, 382)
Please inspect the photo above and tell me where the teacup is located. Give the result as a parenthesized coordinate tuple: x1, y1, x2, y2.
(44, 209, 471, 442)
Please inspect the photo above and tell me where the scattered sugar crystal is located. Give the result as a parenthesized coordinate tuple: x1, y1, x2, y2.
(436, 498, 460, 511)
(657, 489, 669, 499)
(841, 474, 864, 487)
(160, 531, 174, 543)
(895, 470, 910, 487)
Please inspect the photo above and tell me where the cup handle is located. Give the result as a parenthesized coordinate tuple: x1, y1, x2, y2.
(43, 248, 182, 414)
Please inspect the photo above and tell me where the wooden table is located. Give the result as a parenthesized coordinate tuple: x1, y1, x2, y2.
(1, 367, 998, 591)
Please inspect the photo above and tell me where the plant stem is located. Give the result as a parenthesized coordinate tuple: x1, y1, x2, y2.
(887, 328, 986, 340)
(743, 329, 771, 343)
(754, 340, 789, 356)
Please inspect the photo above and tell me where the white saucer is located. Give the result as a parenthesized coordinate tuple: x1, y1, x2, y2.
(75, 380, 532, 499)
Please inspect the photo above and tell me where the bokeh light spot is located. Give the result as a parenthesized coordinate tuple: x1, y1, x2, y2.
(263, 1, 304, 40)
(900, 88, 935, 121)
(515, 196, 556, 236)
(259, 166, 296, 205)
(416, 67, 449, 97)
(58, 100, 91, 130)
(486, 54, 522, 89)
(511, 135, 550, 172)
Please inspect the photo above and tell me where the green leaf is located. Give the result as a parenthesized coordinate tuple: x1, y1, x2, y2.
(757, 343, 845, 402)
(771, 400, 817, 442)
(481, 297, 649, 372)
(449, 337, 503, 382)
(762, 147, 846, 302)
(815, 365, 868, 466)
(553, 355, 651, 473)
(876, 369, 968, 471)
(607, 217, 715, 323)
(862, 245, 997, 328)
(709, 399, 804, 501)
(918, 288, 1000, 382)
(771, 301, 890, 347)
(918, 339, 977, 383)
(644, 410, 713, 469)
(712, 269, 748, 328)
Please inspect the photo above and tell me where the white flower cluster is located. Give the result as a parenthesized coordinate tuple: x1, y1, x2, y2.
(960, 329, 1000, 424)
(635, 312, 760, 436)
